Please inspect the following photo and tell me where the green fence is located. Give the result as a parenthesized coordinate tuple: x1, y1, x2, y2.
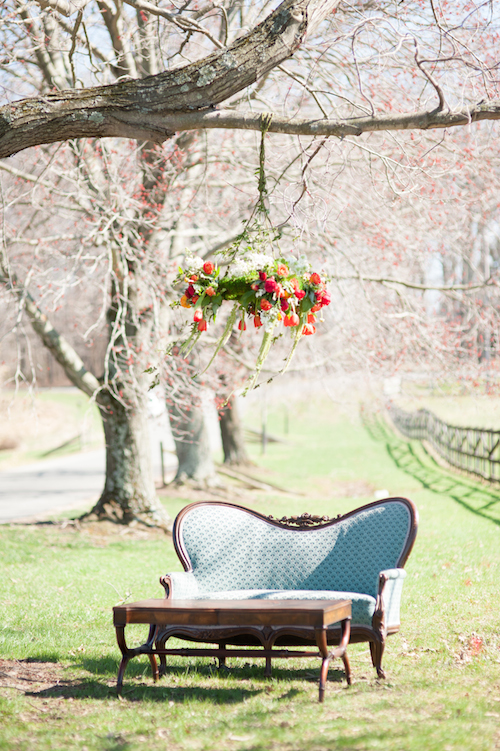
(387, 402, 500, 483)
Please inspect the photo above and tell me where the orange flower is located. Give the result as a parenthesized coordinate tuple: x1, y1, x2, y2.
(197, 320, 207, 332)
(180, 295, 191, 308)
(310, 272, 321, 285)
(254, 315, 263, 328)
(289, 312, 300, 327)
(205, 286, 216, 296)
(307, 313, 316, 323)
(302, 323, 316, 336)
(311, 303, 321, 313)
(260, 299, 272, 311)
(277, 263, 289, 277)
(203, 261, 215, 275)
(190, 274, 199, 281)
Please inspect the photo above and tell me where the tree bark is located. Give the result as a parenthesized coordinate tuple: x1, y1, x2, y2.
(87, 390, 169, 526)
(219, 397, 251, 466)
(167, 398, 219, 487)
(0, 0, 340, 158)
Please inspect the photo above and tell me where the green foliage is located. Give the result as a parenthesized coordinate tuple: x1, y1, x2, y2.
(1, 399, 500, 750)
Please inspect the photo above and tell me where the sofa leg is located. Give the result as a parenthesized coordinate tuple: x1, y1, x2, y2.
(369, 640, 386, 679)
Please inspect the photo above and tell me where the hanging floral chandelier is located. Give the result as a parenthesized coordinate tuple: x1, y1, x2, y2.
(173, 251, 331, 391)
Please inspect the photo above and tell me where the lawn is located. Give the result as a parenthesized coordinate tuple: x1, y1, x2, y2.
(1, 397, 500, 751)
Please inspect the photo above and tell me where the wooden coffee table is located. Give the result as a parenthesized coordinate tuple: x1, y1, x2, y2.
(113, 598, 352, 702)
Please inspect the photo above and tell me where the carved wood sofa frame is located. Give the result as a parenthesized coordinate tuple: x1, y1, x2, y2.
(157, 497, 418, 679)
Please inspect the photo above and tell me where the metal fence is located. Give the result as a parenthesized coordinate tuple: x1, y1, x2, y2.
(387, 402, 500, 483)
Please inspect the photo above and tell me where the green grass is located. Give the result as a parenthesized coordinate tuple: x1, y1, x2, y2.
(1, 398, 500, 750)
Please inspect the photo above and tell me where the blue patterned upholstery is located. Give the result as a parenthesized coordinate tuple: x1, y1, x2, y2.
(177, 503, 411, 600)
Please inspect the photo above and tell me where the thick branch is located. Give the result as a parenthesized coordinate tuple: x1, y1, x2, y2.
(3, 95, 500, 159)
(132, 100, 500, 137)
(0, 0, 339, 158)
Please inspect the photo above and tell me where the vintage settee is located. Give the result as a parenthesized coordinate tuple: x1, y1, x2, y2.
(157, 497, 418, 678)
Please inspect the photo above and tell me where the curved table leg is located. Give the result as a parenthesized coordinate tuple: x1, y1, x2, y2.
(315, 618, 352, 702)
(147, 625, 159, 682)
(116, 625, 130, 695)
(315, 627, 330, 703)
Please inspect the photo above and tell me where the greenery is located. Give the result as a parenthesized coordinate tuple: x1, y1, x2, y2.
(1, 398, 500, 750)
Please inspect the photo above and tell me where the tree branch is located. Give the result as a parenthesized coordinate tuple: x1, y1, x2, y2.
(334, 274, 497, 292)
(0, 261, 101, 396)
(0, 0, 339, 158)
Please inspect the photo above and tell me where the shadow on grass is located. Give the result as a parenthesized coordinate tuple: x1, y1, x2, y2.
(363, 409, 500, 526)
(25, 655, 346, 703)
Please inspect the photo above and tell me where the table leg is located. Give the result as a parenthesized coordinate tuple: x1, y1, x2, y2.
(115, 625, 131, 695)
(315, 618, 352, 702)
(147, 625, 160, 682)
(315, 627, 330, 703)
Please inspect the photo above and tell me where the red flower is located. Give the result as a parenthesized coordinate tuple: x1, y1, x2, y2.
(254, 315, 263, 328)
(203, 261, 215, 275)
(307, 313, 316, 323)
(302, 323, 316, 336)
(258, 270, 267, 281)
(295, 289, 306, 300)
(186, 285, 195, 298)
(260, 299, 272, 311)
(191, 294, 199, 304)
(193, 309, 203, 322)
(190, 274, 198, 282)
(251, 282, 260, 291)
(289, 312, 300, 327)
(205, 286, 216, 297)
(264, 278, 278, 294)
(197, 319, 207, 332)
(311, 303, 321, 312)
(277, 263, 289, 277)
(310, 272, 321, 285)
(319, 292, 331, 306)
(238, 319, 247, 331)
(281, 298, 289, 312)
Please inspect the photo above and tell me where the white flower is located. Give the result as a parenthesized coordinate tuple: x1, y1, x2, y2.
(185, 253, 204, 271)
(228, 259, 252, 278)
(287, 254, 311, 275)
(246, 252, 274, 269)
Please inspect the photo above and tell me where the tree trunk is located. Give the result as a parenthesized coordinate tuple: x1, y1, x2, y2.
(219, 396, 251, 466)
(85, 390, 169, 527)
(167, 398, 220, 487)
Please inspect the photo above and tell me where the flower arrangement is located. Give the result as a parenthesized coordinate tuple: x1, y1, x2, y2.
(173, 252, 331, 390)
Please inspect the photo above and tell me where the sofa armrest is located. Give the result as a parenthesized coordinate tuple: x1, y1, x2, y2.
(159, 571, 199, 600)
(375, 568, 407, 630)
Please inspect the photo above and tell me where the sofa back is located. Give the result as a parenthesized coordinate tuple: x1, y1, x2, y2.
(173, 499, 417, 598)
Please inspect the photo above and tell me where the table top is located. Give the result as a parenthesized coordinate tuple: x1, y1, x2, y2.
(113, 598, 352, 629)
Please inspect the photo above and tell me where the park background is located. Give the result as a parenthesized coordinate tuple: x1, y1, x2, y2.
(2, 0, 500, 748)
